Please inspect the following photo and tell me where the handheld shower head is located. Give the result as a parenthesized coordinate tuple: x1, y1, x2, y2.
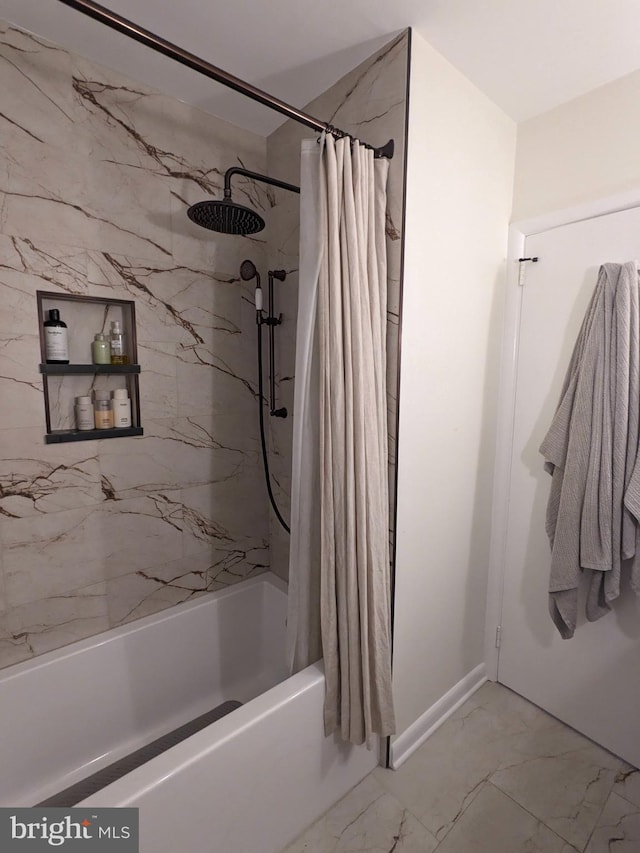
(240, 259, 259, 282)
(240, 259, 262, 312)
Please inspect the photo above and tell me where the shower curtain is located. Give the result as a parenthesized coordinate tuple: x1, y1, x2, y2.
(287, 134, 395, 746)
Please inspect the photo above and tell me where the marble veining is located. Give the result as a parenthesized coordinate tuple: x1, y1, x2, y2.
(0, 15, 408, 669)
(586, 791, 640, 852)
(72, 75, 225, 194)
(614, 767, 640, 808)
(374, 681, 625, 848)
(325, 35, 406, 127)
(0, 16, 272, 669)
(5, 584, 109, 660)
(0, 23, 76, 148)
(292, 683, 635, 853)
(1, 234, 88, 295)
(0, 438, 101, 518)
(283, 774, 439, 853)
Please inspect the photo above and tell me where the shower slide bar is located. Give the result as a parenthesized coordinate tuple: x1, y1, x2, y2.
(56, 0, 395, 160)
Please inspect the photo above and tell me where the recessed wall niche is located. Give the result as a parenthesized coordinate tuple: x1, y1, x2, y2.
(37, 291, 143, 443)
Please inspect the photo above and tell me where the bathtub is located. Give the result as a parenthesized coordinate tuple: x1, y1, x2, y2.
(0, 572, 378, 852)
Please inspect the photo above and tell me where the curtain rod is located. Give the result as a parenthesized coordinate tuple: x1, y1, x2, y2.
(56, 0, 394, 160)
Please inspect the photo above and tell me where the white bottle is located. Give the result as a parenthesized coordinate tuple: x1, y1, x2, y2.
(75, 396, 94, 431)
(112, 388, 132, 428)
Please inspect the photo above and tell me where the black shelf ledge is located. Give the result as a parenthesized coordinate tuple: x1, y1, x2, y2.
(45, 427, 144, 444)
(40, 363, 141, 375)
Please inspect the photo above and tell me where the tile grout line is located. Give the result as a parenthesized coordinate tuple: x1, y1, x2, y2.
(612, 767, 640, 810)
(428, 779, 492, 853)
(429, 775, 492, 846)
(366, 775, 442, 852)
(486, 779, 582, 852)
(580, 771, 632, 853)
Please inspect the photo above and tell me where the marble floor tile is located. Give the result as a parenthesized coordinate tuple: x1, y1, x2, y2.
(280, 682, 638, 853)
(374, 729, 467, 841)
(282, 774, 438, 853)
(614, 766, 640, 808)
(298, 683, 635, 853)
(585, 791, 640, 853)
(374, 681, 568, 840)
(490, 729, 622, 849)
(433, 783, 571, 853)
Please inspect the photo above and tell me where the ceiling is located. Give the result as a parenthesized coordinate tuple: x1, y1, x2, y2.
(2, 0, 640, 135)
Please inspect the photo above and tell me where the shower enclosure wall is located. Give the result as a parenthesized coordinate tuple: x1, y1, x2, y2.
(0, 16, 408, 845)
(0, 14, 408, 677)
(0, 19, 273, 667)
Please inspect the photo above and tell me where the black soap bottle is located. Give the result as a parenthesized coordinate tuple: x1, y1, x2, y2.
(44, 308, 69, 364)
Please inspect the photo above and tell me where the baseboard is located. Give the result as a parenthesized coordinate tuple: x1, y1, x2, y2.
(389, 663, 487, 769)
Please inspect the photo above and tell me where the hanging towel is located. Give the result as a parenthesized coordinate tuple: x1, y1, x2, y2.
(540, 262, 640, 638)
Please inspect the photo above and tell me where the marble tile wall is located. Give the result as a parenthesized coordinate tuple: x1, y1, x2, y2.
(266, 32, 409, 578)
(0, 20, 277, 668)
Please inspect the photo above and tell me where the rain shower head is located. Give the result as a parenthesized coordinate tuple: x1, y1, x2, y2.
(187, 199, 265, 236)
(187, 166, 299, 237)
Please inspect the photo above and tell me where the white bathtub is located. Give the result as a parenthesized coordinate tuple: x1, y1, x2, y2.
(0, 573, 378, 852)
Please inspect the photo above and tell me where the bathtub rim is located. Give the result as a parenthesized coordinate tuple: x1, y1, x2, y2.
(77, 659, 330, 807)
(0, 571, 288, 685)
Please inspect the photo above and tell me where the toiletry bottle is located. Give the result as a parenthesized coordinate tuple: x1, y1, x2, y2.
(93, 390, 114, 429)
(110, 320, 128, 365)
(75, 396, 94, 431)
(92, 333, 111, 365)
(44, 308, 69, 364)
(112, 388, 132, 428)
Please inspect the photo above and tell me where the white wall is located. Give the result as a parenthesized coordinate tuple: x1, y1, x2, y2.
(513, 69, 640, 221)
(392, 31, 516, 740)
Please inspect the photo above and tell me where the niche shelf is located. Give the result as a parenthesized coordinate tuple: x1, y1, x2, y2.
(39, 364, 141, 376)
(37, 291, 144, 444)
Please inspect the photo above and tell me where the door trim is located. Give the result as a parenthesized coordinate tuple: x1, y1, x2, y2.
(484, 188, 640, 680)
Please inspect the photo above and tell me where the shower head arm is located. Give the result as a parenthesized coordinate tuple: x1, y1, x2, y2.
(223, 167, 300, 200)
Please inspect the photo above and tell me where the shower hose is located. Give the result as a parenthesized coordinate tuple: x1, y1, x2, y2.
(257, 319, 290, 534)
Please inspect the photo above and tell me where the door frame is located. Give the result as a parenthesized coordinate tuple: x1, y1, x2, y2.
(484, 188, 640, 679)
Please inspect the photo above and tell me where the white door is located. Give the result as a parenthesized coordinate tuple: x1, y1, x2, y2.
(498, 205, 640, 768)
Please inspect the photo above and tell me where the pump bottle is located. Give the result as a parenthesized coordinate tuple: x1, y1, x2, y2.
(44, 309, 69, 364)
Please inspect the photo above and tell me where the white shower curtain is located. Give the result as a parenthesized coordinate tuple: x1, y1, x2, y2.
(287, 134, 395, 746)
